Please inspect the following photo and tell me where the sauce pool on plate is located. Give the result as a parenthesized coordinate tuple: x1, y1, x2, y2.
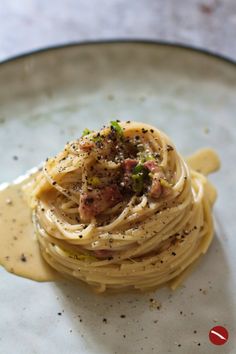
(0, 175, 58, 281)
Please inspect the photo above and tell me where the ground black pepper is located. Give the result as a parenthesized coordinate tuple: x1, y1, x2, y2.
(20, 254, 27, 262)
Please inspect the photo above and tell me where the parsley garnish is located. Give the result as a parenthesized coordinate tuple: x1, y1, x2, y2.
(131, 164, 149, 193)
(110, 121, 123, 136)
(82, 128, 92, 137)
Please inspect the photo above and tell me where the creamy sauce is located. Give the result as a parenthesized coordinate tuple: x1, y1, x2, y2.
(0, 175, 58, 281)
(187, 148, 220, 175)
(0, 148, 220, 282)
(187, 148, 220, 205)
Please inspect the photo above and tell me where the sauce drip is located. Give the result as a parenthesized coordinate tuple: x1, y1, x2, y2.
(187, 148, 220, 175)
(0, 175, 58, 281)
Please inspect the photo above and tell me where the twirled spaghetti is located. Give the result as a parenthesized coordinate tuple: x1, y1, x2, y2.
(26, 121, 219, 292)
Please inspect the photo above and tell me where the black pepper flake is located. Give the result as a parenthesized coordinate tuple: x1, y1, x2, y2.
(108, 257, 113, 260)
(166, 145, 174, 152)
(79, 235, 83, 238)
(120, 314, 126, 318)
(180, 311, 183, 315)
(13, 155, 18, 160)
(20, 253, 27, 262)
(52, 181, 57, 185)
(172, 252, 176, 256)
(103, 318, 107, 323)
(198, 343, 201, 346)
(178, 344, 181, 347)
(41, 208, 45, 212)
(6, 198, 13, 205)
(85, 197, 94, 205)
(199, 4, 213, 14)
(150, 129, 154, 133)
(123, 334, 126, 338)
(57, 312, 62, 316)
(194, 330, 197, 334)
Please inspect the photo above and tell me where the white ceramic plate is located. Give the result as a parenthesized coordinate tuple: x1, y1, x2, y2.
(0, 41, 235, 354)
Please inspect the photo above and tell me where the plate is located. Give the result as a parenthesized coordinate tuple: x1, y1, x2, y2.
(0, 41, 235, 354)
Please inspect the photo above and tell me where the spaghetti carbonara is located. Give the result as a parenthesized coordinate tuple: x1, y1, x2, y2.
(26, 121, 219, 292)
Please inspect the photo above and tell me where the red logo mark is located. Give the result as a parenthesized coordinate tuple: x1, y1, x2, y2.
(209, 326, 229, 345)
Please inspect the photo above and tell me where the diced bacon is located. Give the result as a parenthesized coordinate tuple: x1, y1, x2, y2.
(143, 160, 161, 173)
(79, 138, 95, 152)
(162, 186, 172, 197)
(149, 175, 162, 199)
(94, 249, 114, 259)
(79, 185, 122, 222)
(144, 161, 166, 199)
(121, 159, 138, 188)
(123, 159, 138, 173)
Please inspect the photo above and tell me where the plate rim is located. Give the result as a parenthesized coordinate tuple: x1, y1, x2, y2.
(0, 39, 235, 68)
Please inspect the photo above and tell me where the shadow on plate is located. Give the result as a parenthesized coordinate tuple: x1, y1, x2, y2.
(55, 216, 234, 354)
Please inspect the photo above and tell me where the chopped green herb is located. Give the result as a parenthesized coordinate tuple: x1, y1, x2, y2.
(88, 176, 101, 186)
(140, 154, 155, 163)
(132, 174, 144, 193)
(92, 134, 103, 143)
(145, 155, 155, 161)
(160, 178, 172, 188)
(82, 128, 92, 137)
(131, 164, 149, 193)
(133, 164, 145, 174)
(138, 150, 155, 163)
(110, 121, 123, 136)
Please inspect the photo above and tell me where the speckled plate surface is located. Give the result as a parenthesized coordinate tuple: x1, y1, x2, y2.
(0, 41, 235, 354)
